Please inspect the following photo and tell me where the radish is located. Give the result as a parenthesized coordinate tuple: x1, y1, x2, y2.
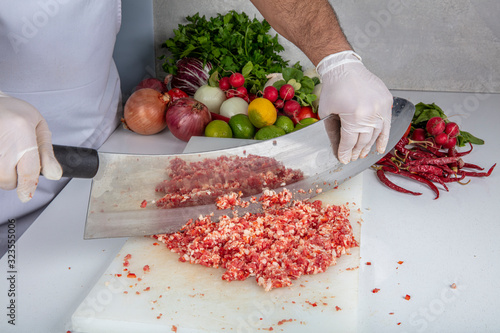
(434, 132, 449, 146)
(229, 73, 245, 88)
(219, 77, 230, 91)
(283, 100, 301, 118)
(411, 128, 426, 141)
(444, 122, 460, 138)
(274, 99, 284, 110)
(226, 89, 237, 99)
(426, 117, 445, 136)
(279, 84, 295, 101)
(442, 136, 457, 149)
(263, 86, 278, 102)
(236, 86, 248, 98)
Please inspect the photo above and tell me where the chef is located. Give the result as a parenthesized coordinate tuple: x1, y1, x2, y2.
(0, 0, 392, 235)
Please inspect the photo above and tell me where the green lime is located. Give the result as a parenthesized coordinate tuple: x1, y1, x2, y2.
(254, 125, 286, 140)
(228, 114, 256, 139)
(274, 115, 294, 134)
(294, 118, 319, 131)
(205, 120, 233, 138)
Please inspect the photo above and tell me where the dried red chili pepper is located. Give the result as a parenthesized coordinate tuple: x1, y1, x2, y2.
(407, 165, 444, 176)
(461, 163, 484, 170)
(455, 142, 473, 157)
(458, 163, 496, 177)
(440, 173, 466, 183)
(407, 156, 460, 166)
(376, 169, 422, 196)
(383, 167, 440, 199)
(418, 172, 449, 192)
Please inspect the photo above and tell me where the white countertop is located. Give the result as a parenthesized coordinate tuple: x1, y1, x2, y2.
(1, 90, 499, 333)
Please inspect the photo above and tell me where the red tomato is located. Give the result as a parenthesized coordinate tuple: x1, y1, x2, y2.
(167, 88, 188, 102)
(293, 106, 318, 124)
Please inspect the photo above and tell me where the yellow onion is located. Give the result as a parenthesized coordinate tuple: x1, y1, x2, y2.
(122, 88, 171, 135)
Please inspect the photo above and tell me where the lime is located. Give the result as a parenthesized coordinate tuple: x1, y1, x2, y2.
(228, 114, 256, 139)
(274, 115, 294, 134)
(248, 98, 277, 128)
(294, 118, 319, 131)
(205, 120, 232, 138)
(254, 125, 286, 140)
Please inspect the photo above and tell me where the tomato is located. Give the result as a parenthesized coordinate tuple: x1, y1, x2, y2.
(292, 106, 318, 124)
(167, 88, 188, 102)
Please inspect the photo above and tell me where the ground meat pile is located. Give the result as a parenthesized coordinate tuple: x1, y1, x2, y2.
(154, 155, 303, 209)
(154, 189, 358, 291)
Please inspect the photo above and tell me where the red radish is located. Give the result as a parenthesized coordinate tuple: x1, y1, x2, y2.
(283, 100, 301, 118)
(236, 86, 248, 97)
(134, 78, 166, 93)
(226, 89, 237, 99)
(219, 77, 230, 91)
(279, 84, 295, 100)
(248, 93, 257, 102)
(263, 86, 279, 102)
(434, 132, 449, 146)
(411, 128, 426, 141)
(426, 117, 446, 136)
(122, 88, 171, 135)
(274, 99, 284, 109)
(229, 73, 245, 88)
(443, 136, 457, 149)
(444, 122, 460, 138)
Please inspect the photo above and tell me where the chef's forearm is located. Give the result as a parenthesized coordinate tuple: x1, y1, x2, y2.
(250, 0, 353, 66)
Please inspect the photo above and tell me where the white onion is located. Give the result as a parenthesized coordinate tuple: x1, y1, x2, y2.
(219, 97, 249, 118)
(193, 85, 226, 114)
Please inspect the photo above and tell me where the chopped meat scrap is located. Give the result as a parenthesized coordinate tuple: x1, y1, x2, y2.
(154, 155, 303, 209)
(155, 189, 357, 291)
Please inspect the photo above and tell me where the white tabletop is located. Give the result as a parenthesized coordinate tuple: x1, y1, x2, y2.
(1, 90, 499, 333)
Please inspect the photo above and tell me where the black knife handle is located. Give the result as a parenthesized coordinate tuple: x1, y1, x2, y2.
(52, 145, 99, 179)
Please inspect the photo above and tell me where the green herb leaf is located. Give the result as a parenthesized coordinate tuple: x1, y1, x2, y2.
(282, 67, 303, 82)
(241, 61, 253, 78)
(458, 130, 484, 146)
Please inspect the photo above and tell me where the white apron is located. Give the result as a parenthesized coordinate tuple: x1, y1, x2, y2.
(0, 0, 122, 228)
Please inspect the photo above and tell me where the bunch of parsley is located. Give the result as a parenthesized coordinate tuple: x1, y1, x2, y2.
(161, 11, 291, 93)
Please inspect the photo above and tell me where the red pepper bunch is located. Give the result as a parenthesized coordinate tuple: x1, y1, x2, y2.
(374, 136, 496, 199)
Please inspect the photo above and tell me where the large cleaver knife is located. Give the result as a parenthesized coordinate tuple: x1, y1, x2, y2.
(53, 97, 414, 239)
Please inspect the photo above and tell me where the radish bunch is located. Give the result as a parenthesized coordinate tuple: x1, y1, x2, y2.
(412, 116, 460, 149)
(219, 72, 253, 103)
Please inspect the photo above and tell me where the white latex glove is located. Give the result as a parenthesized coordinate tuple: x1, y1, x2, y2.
(317, 51, 393, 164)
(0, 91, 62, 202)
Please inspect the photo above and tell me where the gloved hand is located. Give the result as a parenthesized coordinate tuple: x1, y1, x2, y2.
(0, 91, 62, 202)
(317, 51, 393, 164)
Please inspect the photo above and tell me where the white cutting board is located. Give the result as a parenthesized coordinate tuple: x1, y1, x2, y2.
(71, 138, 363, 333)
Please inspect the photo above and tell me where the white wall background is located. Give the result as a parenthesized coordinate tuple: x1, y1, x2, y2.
(150, 0, 500, 93)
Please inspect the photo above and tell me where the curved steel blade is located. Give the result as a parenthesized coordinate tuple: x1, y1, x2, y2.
(84, 97, 414, 238)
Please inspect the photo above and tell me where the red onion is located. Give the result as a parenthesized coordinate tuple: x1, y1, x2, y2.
(122, 88, 171, 135)
(133, 78, 166, 93)
(166, 97, 212, 142)
(171, 58, 213, 96)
